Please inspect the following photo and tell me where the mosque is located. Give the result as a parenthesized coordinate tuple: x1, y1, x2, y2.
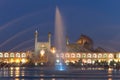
(0, 31, 120, 65)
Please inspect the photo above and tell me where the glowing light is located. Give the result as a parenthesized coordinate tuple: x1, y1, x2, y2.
(16, 59, 20, 63)
(109, 54, 113, 58)
(10, 67, 14, 77)
(41, 63, 43, 65)
(10, 59, 14, 63)
(56, 59, 60, 63)
(51, 47, 56, 54)
(82, 59, 86, 63)
(65, 60, 69, 63)
(98, 60, 101, 62)
(40, 50, 45, 56)
(92, 60, 95, 64)
(41, 45, 45, 47)
(35, 62, 38, 66)
(71, 61, 75, 63)
(87, 59, 91, 63)
(15, 67, 20, 77)
(21, 59, 26, 63)
(56, 62, 65, 71)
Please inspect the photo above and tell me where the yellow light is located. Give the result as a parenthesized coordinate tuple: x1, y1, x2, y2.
(98, 60, 101, 62)
(16, 59, 20, 63)
(21, 59, 26, 63)
(51, 47, 56, 54)
(10, 59, 14, 63)
(40, 50, 45, 56)
(15, 67, 20, 77)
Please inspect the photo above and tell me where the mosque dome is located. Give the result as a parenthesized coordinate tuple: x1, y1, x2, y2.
(76, 34, 93, 49)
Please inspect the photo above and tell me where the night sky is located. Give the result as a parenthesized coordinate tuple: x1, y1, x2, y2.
(0, 0, 120, 51)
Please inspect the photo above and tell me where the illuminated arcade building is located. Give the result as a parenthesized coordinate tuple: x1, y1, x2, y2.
(0, 52, 30, 64)
(0, 31, 54, 64)
(56, 34, 120, 64)
(0, 31, 120, 65)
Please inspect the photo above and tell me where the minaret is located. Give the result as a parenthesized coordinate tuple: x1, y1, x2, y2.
(48, 32, 51, 50)
(35, 30, 38, 54)
(66, 36, 69, 45)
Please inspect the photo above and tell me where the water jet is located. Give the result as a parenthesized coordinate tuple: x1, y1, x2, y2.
(54, 6, 66, 71)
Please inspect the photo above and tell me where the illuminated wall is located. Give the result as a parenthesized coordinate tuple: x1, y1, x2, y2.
(55, 52, 120, 64)
(0, 52, 30, 63)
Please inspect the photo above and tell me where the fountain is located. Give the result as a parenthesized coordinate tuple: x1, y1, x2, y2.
(54, 6, 66, 71)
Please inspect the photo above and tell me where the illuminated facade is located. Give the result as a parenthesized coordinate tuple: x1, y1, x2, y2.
(0, 32, 120, 65)
(0, 52, 30, 63)
(33, 31, 53, 63)
(56, 52, 120, 64)
(54, 34, 120, 64)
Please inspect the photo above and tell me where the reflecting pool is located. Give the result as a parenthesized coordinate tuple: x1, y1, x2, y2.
(0, 67, 120, 80)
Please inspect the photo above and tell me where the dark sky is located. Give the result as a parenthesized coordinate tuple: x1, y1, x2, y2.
(0, 0, 120, 51)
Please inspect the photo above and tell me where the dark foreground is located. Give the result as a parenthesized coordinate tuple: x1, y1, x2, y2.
(0, 67, 120, 80)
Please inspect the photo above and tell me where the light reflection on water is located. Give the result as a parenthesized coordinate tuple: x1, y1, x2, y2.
(1, 67, 120, 80)
(108, 78, 112, 80)
(15, 67, 20, 77)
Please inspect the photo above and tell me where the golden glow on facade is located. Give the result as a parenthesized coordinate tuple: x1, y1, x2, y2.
(55, 52, 120, 64)
(51, 47, 56, 54)
(40, 50, 45, 57)
(0, 52, 29, 64)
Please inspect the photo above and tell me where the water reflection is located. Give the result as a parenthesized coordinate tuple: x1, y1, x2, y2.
(108, 68, 113, 78)
(15, 67, 20, 77)
(52, 78, 56, 80)
(40, 74, 44, 77)
(10, 67, 13, 77)
(15, 78, 19, 80)
(1, 67, 120, 80)
(40, 79, 44, 80)
(108, 78, 112, 80)
(21, 70, 25, 76)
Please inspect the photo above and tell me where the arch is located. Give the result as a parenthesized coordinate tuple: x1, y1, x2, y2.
(103, 53, 107, 58)
(76, 53, 81, 58)
(93, 53, 97, 58)
(21, 53, 26, 58)
(10, 53, 14, 57)
(98, 53, 102, 58)
(109, 53, 113, 58)
(4, 53, 9, 58)
(16, 53, 20, 58)
(65, 53, 70, 58)
(0, 53, 3, 58)
(82, 53, 86, 58)
(87, 53, 91, 58)
(71, 53, 75, 58)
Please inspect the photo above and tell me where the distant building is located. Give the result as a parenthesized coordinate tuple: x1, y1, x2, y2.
(0, 31, 120, 65)
(34, 30, 51, 54)
(55, 34, 119, 64)
(33, 30, 54, 63)
(0, 52, 30, 64)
